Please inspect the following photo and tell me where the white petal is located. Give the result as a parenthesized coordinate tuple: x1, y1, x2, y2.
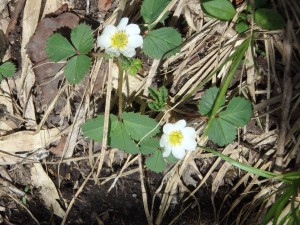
(105, 47, 120, 57)
(102, 25, 117, 36)
(174, 120, 187, 130)
(182, 137, 197, 151)
(162, 145, 172, 157)
(117, 17, 129, 31)
(160, 134, 168, 147)
(182, 127, 196, 138)
(163, 123, 174, 134)
(172, 145, 186, 159)
(120, 46, 136, 57)
(97, 34, 111, 48)
(127, 35, 143, 48)
(125, 24, 140, 35)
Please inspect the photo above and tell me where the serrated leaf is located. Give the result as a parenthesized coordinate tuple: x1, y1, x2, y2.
(110, 122, 139, 154)
(64, 55, 91, 84)
(140, 138, 160, 155)
(71, 23, 93, 54)
(141, 0, 170, 25)
(158, 86, 168, 105)
(122, 112, 159, 141)
(219, 97, 252, 127)
(255, 8, 285, 30)
(81, 114, 118, 142)
(148, 87, 160, 102)
(207, 118, 236, 146)
(0, 61, 16, 78)
(46, 33, 76, 62)
(143, 27, 182, 59)
(145, 150, 166, 173)
(198, 87, 225, 116)
(201, 0, 236, 21)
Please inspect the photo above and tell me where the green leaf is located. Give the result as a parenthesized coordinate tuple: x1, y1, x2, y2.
(140, 138, 160, 155)
(247, 0, 268, 11)
(81, 114, 118, 142)
(110, 122, 139, 154)
(64, 55, 91, 84)
(235, 21, 249, 33)
(148, 86, 168, 111)
(206, 117, 236, 146)
(145, 150, 166, 173)
(46, 33, 76, 62)
(143, 27, 182, 59)
(255, 8, 285, 30)
(198, 87, 224, 116)
(122, 112, 159, 141)
(219, 97, 252, 127)
(0, 61, 16, 78)
(71, 23, 94, 54)
(141, 0, 170, 25)
(201, 0, 236, 21)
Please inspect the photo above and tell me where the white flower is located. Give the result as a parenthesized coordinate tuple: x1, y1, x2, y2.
(160, 120, 197, 159)
(97, 17, 143, 58)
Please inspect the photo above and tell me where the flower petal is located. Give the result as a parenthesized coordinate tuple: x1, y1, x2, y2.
(102, 25, 117, 37)
(160, 134, 168, 147)
(97, 34, 111, 48)
(120, 46, 136, 57)
(182, 127, 196, 138)
(125, 24, 141, 35)
(162, 145, 172, 157)
(163, 123, 174, 134)
(105, 47, 120, 57)
(181, 137, 197, 151)
(174, 120, 187, 130)
(127, 35, 143, 48)
(117, 17, 129, 31)
(172, 145, 186, 159)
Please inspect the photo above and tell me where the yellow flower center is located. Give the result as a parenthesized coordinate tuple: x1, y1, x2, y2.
(168, 131, 183, 146)
(111, 31, 128, 48)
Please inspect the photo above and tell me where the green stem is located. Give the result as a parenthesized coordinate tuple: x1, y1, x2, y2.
(203, 38, 251, 137)
(117, 58, 124, 119)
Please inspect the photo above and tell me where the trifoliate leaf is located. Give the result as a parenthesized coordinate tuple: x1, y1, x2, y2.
(143, 27, 182, 59)
(81, 114, 118, 142)
(198, 87, 225, 116)
(64, 55, 91, 84)
(46, 33, 76, 62)
(122, 112, 159, 141)
(140, 138, 160, 155)
(207, 117, 236, 146)
(141, 0, 170, 25)
(201, 0, 236, 21)
(145, 150, 166, 173)
(219, 97, 252, 127)
(71, 23, 94, 54)
(110, 122, 139, 154)
(0, 61, 16, 78)
(148, 86, 168, 111)
(255, 8, 285, 30)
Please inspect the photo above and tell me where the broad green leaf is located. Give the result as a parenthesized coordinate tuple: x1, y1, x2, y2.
(145, 150, 166, 173)
(71, 23, 93, 54)
(247, 0, 268, 11)
(219, 97, 252, 127)
(198, 87, 224, 116)
(0, 61, 16, 78)
(110, 122, 139, 154)
(122, 112, 159, 141)
(140, 138, 159, 155)
(255, 8, 285, 30)
(64, 55, 91, 84)
(201, 0, 236, 21)
(207, 117, 236, 146)
(81, 114, 118, 142)
(141, 0, 170, 25)
(143, 27, 182, 59)
(235, 21, 249, 33)
(46, 33, 76, 62)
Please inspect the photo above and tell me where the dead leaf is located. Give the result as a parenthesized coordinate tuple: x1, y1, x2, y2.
(98, 0, 112, 11)
(31, 163, 65, 218)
